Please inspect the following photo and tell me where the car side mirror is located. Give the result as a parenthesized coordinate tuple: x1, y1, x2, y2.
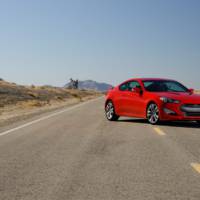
(188, 88, 194, 94)
(132, 87, 143, 95)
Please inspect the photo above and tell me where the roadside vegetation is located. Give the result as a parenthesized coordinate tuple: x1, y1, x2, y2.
(0, 79, 102, 127)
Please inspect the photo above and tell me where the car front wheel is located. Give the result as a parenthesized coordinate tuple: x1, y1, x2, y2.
(147, 103, 160, 125)
(105, 101, 119, 121)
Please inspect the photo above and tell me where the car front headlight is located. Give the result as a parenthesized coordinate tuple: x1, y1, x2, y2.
(160, 97, 180, 104)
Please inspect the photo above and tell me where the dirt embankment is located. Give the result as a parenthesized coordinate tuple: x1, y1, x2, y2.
(0, 80, 102, 127)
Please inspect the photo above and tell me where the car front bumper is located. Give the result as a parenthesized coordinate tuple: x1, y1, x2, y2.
(159, 103, 200, 121)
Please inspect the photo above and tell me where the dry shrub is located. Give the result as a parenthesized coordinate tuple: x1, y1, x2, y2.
(21, 100, 43, 108)
(0, 103, 4, 108)
(28, 92, 38, 98)
(56, 96, 64, 100)
(71, 93, 82, 101)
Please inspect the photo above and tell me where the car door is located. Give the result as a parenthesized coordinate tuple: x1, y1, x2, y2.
(125, 81, 145, 117)
(116, 81, 140, 116)
(116, 80, 146, 117)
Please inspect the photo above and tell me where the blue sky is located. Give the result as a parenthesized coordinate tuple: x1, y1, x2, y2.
(0, 0, 200, 88)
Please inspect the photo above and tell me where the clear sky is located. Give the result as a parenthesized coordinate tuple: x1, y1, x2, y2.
(0, 0, 200, 88)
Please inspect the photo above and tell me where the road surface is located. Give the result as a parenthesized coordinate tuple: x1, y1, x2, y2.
(0, 97, 200, 200)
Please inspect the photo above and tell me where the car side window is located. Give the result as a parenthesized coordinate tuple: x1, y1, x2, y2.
(119, 81, 141, 91)
(119, 82, 128, 91)
(128, 81, 141, 91)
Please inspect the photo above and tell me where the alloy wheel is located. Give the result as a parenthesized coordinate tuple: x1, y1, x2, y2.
(147, 103, 159, 124)
(105, 101, 119, 121)
(105, 102, 115, 120)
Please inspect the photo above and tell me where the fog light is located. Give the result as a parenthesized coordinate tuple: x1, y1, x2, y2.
(163, 108, 176, 115)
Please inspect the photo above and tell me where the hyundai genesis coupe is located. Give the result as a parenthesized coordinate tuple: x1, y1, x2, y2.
(105, 78, 200, 125)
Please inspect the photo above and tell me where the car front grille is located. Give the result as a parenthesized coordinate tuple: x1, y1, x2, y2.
(184, 112, 200, 117)
(181, 104, 200, 117)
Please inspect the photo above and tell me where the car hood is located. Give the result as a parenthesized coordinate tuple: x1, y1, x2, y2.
(153, 92, 200, 104)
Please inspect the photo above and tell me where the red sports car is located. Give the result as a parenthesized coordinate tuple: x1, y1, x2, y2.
(105, 78, 200, 124)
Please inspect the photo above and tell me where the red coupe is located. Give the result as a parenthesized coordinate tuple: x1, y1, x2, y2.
(105, 78, 200, 124)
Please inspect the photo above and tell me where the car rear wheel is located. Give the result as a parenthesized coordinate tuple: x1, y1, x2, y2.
(105, 101, 119, 121)
(147, 103, 160, 125)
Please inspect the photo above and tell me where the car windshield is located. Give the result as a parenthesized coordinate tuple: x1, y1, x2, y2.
(143, 80, 189, 92)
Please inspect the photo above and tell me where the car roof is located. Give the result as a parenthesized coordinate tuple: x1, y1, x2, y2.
(117, 78, 178, 87)
(127, 78, 176, 82)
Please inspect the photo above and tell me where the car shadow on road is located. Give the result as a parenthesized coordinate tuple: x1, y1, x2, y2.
(117, 118, 200, 129)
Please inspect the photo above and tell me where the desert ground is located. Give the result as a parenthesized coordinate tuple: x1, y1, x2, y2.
(0, 80, 102, 127)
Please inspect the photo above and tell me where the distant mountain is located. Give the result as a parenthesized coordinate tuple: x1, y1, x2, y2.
(64, 80, 113, 92)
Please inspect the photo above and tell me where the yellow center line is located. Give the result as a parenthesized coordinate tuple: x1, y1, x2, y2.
(153, 127, 166, 136)
(191, 163, 200, 174)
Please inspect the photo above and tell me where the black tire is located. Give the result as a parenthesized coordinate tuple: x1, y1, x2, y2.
(105, 101, 119, 121)
(146, 103, 160, 125)
(196, 121, 200, 125)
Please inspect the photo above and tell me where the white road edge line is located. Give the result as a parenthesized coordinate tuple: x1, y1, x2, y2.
(0, 96, 104, 137)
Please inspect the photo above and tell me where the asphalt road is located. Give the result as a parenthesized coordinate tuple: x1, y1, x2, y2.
(0, 97, 200, 200)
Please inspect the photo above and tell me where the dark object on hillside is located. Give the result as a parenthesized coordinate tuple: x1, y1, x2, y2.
(67, 78, 79, 89)
(65, 80, 113, 92)
(0, 78, 4, 81)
